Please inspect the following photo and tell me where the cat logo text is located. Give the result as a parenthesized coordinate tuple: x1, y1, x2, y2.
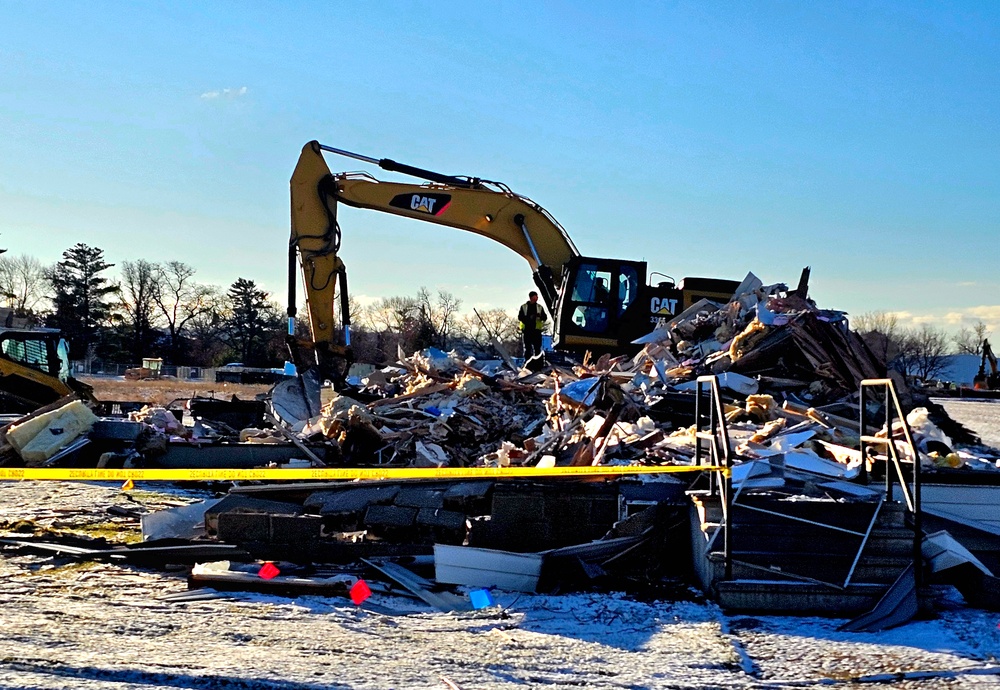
(389, 193, 452, 216)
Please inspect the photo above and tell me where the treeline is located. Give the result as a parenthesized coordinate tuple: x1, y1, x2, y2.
(854, 312, 992, 383)
(0, 243, 520, 368)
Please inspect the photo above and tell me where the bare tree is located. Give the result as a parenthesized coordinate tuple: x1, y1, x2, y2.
(118, 259, 162, 362)
(416, 287, 463, 349)
(363, 295, 421, 334)
(0, 253, 46, 317)
(853, 311, 903, 366)
(459, 308, 519, 347)
(895, 324, 952, 382)
(185, 287, 228, 367)
(953, 320, 990, 356)
(153, 261, 214, 362)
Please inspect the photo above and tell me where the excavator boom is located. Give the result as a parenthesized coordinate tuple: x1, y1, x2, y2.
(333, 175, 578, 294)
(288, 140, 580, 387)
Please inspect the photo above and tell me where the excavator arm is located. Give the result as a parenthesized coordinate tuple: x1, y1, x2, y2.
(985, 340, 998, 373)
(289, 140, 353, 391)
(974, 339, 999, 390)
(288, 140, 580, 389)
(292, 141, 578, 313)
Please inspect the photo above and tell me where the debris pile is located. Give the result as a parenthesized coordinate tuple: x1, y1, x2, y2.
(626, 270, 883, 404)
(3, 269, 998, 481)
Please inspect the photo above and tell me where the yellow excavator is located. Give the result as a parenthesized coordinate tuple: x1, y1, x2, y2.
(286, 140, 739, 391)
(974, 339, 999, 390)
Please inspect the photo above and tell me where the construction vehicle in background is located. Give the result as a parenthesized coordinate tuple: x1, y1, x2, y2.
(0, 327, 93, 413)
(286, 140, 739, 392)
(973, 339, 1000, 390)
(124, 357, 164, 381)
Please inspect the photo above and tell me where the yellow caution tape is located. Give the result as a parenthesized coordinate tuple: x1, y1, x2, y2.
(0, 464, 728, 483)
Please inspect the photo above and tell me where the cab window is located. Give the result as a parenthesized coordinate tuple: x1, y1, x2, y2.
(57, 339, 71, 381)
(1, 337, 50, 371)
(569, 264, 612, 332)
(618, 266, 639, 315)
(571, 264, 612, 304)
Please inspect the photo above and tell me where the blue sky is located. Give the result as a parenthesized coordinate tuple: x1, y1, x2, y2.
(2, 2, 998, 331)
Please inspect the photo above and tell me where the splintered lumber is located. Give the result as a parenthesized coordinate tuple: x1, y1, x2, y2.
(369, 383, 450, 408)
(263, 412, 326, 466)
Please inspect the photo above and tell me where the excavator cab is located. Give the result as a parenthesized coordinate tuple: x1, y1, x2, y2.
(554, 257, 740, 354)
(554, 257, 651, 352)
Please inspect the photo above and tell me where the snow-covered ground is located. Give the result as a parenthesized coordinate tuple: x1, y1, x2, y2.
(932, 398, 1000, 451)
(3, 481, 1000, 689)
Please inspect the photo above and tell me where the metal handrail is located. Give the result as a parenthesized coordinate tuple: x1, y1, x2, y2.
(859, 378, 922, 587)
(695, 375, 734, 580)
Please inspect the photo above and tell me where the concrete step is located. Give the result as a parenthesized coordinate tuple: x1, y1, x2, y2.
(714, 579, 894, 616)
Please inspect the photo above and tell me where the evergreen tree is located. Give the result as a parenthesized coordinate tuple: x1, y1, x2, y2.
(47, 243, 117, 359)
(225, 278, 280, 366)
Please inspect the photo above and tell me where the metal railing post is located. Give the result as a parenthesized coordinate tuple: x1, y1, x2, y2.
(695, 379, 707, 495)
(859, 378, 923, 589)
(697, 375, 733, 581)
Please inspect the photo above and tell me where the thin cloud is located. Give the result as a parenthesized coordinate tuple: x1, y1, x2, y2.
(888, 306, 1000, 333)
(967, 305, 1000, 322)
(957, 281, 977, 287)
(200, 86, 248, 100)
(351, 294, 379, 307)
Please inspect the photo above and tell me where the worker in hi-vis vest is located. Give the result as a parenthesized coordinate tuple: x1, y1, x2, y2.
(517, 291, 548, 360)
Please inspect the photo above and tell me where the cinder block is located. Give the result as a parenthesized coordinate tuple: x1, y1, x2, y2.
(270, 515, 322, 543)
(217, 511, 270, 543)
(364, 504, 418, 529)
(306, 485, 400, 515)
(206, 495, 303, 533)
(416, 508, 466, 531)
(590, 496, 620, 527)
(443, 481, 493, 504)
(468, 516, 551, 552)
(490, 491, 546, 521)
(394, 487, 445, 509)
(547, 497, 591, 525)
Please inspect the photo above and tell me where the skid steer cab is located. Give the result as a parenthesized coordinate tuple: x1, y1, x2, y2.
(0, 328, 94, 413)
(552, 256, 740, 355)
